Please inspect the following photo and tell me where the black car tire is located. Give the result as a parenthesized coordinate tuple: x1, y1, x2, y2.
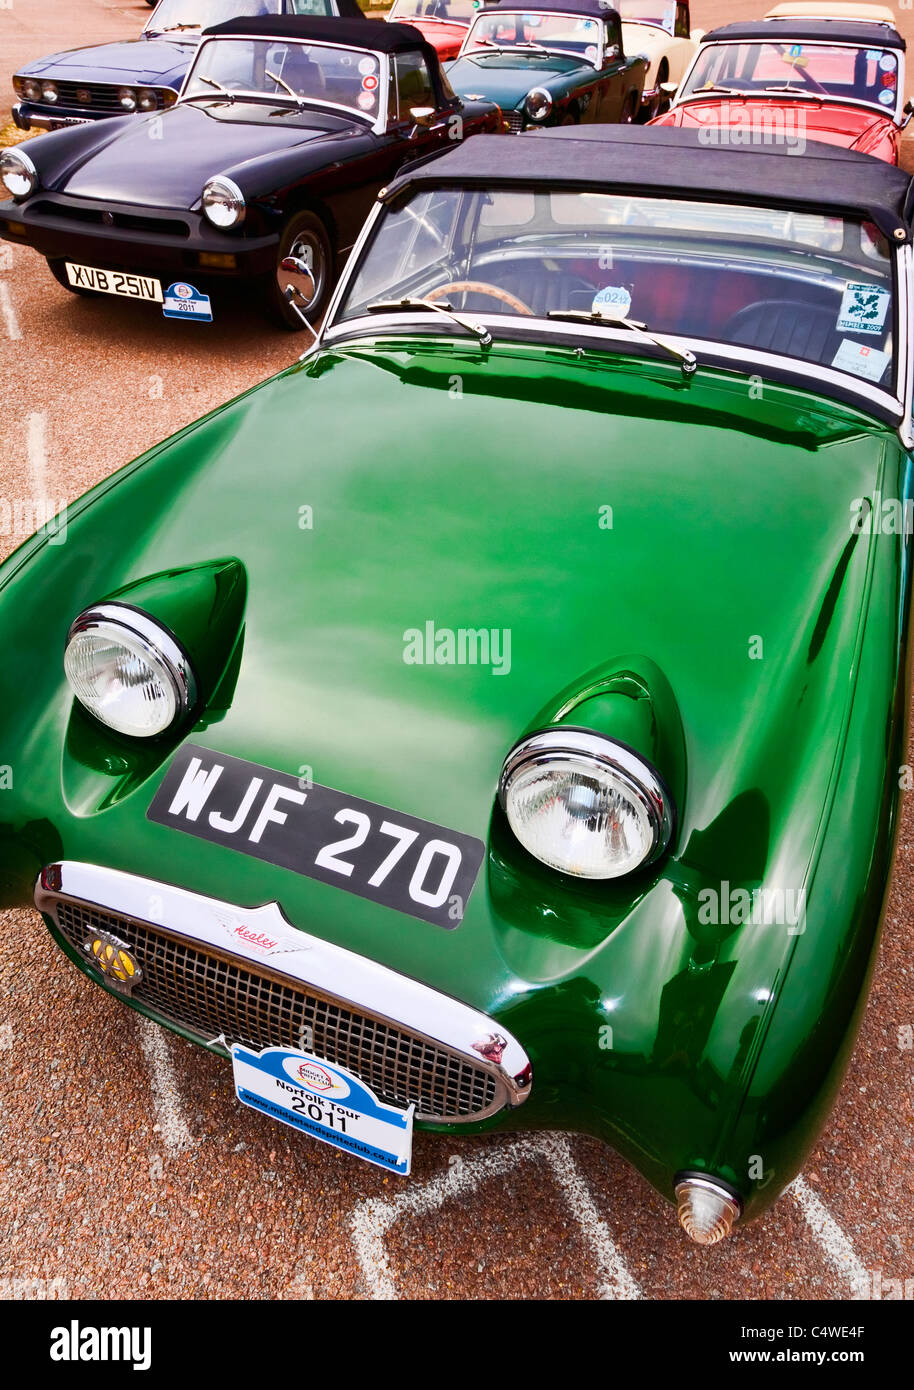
(264, 209, 333, 331)
(46, 258, 103, 297)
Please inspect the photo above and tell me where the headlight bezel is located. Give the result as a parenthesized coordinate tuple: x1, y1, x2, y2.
(523, 86, 553, 122)
(201, 175, 246, 229)
(64, 602, 198, 739)
(498, 727, 675, 880)
(0, 146, 39, 200)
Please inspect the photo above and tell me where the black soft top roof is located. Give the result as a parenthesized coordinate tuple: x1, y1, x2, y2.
(494, 0, 619, 17)
(703, 19, 905, 51)
(203, 14, 431, 55)
(383, 125, 914, 241)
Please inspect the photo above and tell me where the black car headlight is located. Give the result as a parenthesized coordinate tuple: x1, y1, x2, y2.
(137, 88, 158, 112)
(498, 729, 674, 879)
(64, 604, 197, 738)
(40, 81, 58, 104)
(117, 86, 137, 111)
(524, 87, 553, 122)
(0, 147, 38, 200)
(202, 175, 246, 229)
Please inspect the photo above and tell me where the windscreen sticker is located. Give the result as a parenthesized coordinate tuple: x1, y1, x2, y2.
(837, 282, 890, 335)
(879, 88, 896, 104)
(357, 90, 376, 109)
(866, 49, 883, 62)
(880, 53, 897, 71)
(358, 57, 376, 75)
(832, 339, 891, 383)
(592, 285, 632, 320)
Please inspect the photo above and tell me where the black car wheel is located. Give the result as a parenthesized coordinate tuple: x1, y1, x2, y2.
(46, 258, 103, 297)
(265, 209, 333, 331)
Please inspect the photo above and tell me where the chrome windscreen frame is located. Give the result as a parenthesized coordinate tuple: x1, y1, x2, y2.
(313, 192, 912, 435)
(671, 37, 906, 126)
(176, 36, 391, 137)
(35, 862, 533, 1117)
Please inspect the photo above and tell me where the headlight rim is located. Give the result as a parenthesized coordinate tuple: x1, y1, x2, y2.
(497, 725, 676, 878)
(523, 85, 553, 121)
(0, 145, 39, 200)
(65, 601, 198, 739)
(201, 174, 246, 229)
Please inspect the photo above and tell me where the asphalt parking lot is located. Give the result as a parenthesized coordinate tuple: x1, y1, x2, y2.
(0, 0, 912, 1302)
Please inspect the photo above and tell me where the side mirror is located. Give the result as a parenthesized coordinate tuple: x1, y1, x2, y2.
(660, 81, 679, 98)
(604, 44, 621, 64)
(902, 98, 914, 131)
(409, 105, 436, 128)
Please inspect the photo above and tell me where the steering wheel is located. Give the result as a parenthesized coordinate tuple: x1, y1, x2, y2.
(427, 281, 534, 315)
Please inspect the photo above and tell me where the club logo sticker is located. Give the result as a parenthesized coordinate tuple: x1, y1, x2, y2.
(282, 1055, 351, 1099)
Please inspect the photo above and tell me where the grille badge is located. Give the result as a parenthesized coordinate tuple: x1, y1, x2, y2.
(83, 931, 142, 996)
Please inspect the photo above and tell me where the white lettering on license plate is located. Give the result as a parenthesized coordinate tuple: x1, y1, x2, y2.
(64, 263, 163, 302)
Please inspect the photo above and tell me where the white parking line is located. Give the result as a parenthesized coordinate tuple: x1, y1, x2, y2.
(350, 1134, 641, 1301)
(790, 1177, 870, 1298)
(136, 1017, 195, 1157)
(0, 282, 22, 341)
(26, 411, 48, 504)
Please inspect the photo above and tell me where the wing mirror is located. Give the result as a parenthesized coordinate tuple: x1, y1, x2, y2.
(660, 80, 679, 98)
(409, 106, 436, 129)
(280, 255, 317, 339)
(604, 44, 621, 64)
(902, 98, 914, 131)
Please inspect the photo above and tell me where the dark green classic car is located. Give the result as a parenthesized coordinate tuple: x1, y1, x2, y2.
(446, 0, 646, 130)
(3, 125, 912, 1241)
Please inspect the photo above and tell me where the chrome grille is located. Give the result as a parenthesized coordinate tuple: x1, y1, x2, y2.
(48, 82, 169, 113)
(505, 111, 524, 133)
(53, 899, 501, 1122)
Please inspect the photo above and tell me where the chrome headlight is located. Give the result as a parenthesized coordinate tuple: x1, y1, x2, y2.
(117, 85, 137, 111)
(201, 175, 245, 229)
(19, 77, 42, 101)
(0, 147, 38, 200)
(40, 81, 58, 103)
(137, 88, 158, 112)
(498, 729, 674, 879)
(64, 604, 197, 738)
(524, 86, 553, 122)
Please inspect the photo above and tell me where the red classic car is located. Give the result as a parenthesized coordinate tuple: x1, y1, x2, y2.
(651, 16, 912, 163)
(386, 0, 484, 61)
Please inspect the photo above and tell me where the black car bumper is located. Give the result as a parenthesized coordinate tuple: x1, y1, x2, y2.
(0, 192, 278, 281)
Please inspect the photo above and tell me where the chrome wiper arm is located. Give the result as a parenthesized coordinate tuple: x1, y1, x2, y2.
(266, 68, 302, 105)
(547, 310, 697, 376)
(198, 74, 233, 102)
(366, 297, 492, 347)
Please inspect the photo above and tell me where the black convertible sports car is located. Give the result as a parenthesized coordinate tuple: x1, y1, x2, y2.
(0, 15, 502, 327)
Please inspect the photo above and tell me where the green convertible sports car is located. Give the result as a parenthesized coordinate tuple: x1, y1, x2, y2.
(2, 125, 912, 1244)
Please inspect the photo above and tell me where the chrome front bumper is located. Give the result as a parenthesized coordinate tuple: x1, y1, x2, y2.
(36, 861, 533, 1124)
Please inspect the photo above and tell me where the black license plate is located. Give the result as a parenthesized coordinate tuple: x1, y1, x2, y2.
(147, 744, 485, 929)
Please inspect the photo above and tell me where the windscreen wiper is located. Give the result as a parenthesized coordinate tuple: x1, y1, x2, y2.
(196, 74, 234, 103)
(366, 297, 492, 347)
(547, 310, 697, 376)
(266, 69, 303, 106)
